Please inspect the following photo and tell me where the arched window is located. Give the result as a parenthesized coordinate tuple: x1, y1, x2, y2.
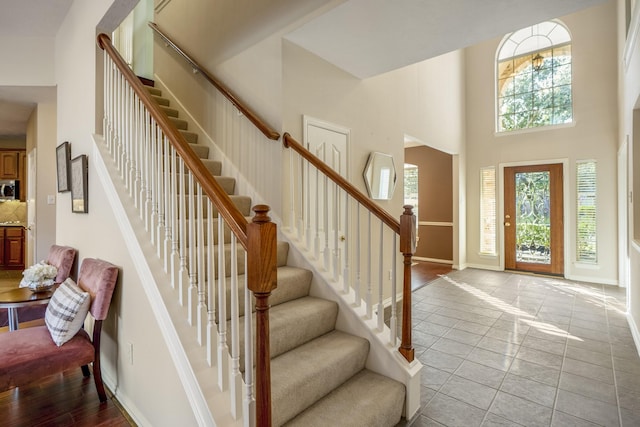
(497, 21, 572, 132)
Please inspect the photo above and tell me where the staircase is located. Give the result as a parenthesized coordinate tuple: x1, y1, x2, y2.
(144, 84, 406, 426)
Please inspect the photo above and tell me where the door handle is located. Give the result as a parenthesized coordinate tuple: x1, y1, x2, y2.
(504, 222, 511, 227)
(340, 235, 346, 242)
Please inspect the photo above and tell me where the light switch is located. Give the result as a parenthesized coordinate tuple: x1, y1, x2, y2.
(47, 195, 55, 205)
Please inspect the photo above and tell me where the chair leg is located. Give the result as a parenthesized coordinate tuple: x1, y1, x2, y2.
(81, 365, 91, 377)
(93, 359, 107, 402)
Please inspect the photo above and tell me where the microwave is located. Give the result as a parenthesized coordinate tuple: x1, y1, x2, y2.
(0, 180, 19, 200)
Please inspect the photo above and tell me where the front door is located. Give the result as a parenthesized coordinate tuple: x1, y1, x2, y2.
(504, 163, 564, 275)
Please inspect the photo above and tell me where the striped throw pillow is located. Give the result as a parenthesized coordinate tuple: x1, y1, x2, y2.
(45, 278, 91, 346)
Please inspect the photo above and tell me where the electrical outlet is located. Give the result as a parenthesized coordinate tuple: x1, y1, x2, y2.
(127, 342, 134, 365)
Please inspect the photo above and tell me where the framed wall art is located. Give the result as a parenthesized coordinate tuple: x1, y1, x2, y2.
(56, 141, 71, 192)
(71, 154, 88, 213)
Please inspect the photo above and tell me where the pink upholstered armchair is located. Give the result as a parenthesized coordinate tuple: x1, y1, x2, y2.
(0, 258, 119, 402)
(46, 245, 77, 283)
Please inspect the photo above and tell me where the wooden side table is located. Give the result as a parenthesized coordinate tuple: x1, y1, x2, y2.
(0, 287, 54, 331)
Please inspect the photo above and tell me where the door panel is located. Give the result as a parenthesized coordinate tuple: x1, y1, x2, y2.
(504, 163, 564, 275)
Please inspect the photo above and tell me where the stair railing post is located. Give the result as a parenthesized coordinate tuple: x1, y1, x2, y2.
(399, 205, 416, 363)
(247, 205, 277, 427)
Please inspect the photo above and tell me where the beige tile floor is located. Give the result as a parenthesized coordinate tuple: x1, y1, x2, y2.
(410, 268, 639, 426)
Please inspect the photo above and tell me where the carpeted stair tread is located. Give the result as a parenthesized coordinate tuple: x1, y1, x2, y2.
(234, 297, 338, 369)
(164, 158, 221, 176)
(169, 116, 189, 130)
(271, 330, 370, 426)
(145, 86, 162, 96)
(201, 159, 222, 175)
(160, 106, 179, 117)
(181, 195, 252, 217)
(197, 241, 288, 279)
(218, 265, 313, 321)
(189, 142, 207, 158)
(151, 94, 170, 106)
(211, 195, 252, 217)
(181, 130, 199, 145)
(179, 175, 235, 195)
(283, 369, 406, 427)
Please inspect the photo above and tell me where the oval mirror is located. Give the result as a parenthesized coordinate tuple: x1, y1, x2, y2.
(363, 152, 397, 200)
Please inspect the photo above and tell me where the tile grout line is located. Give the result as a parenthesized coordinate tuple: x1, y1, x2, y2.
(604, 282, 625, 427)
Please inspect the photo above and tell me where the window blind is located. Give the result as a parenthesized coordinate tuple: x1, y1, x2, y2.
(480, 167, 497, 255)
(577, 161, 597, 263)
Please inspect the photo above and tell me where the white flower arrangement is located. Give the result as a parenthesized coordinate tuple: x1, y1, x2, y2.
(20, 261, 58, 290)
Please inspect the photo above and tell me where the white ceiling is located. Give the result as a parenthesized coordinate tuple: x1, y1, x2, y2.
(0, 0, 73, 37)
(0, 0, 611, 136)
(285, 0, 610, 78)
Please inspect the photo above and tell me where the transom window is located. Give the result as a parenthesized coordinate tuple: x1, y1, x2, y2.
(497, 21, 573, 132)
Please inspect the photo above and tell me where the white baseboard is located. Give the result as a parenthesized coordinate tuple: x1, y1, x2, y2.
(464, 263, 503, 271)
(413, 256, 453, 265)
(564, 274, 619, 286)
(627, 313, 640, 358)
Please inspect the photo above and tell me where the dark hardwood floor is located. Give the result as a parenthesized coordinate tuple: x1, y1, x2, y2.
(0, 365, 134, 427)
(411, 261, 452, 290)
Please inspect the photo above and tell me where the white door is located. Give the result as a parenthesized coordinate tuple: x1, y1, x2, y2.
(26, 149, 37, 266)
(303, 116, 349, 275)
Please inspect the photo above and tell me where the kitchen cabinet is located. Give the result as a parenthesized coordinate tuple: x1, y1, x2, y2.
(0, 227, 24, 269)
(0, 152, 19, 179)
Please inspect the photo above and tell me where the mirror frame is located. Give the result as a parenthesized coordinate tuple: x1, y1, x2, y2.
(363, 152, 397, 200)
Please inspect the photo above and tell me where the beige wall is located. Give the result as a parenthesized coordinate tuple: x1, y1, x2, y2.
(464, 1, 619, 284)
(27, 103, 57, 262)
(54, 1, 197, 425)
(405, 145, 454, 262)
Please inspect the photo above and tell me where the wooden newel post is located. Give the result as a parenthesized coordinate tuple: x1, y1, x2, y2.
(247, 204, 278, 427)
(399, 205, 416, 363)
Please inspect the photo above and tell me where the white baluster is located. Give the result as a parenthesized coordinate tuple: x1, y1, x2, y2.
(169, 148, 180, 289)
(187, 172, 197, 325)
(178, 157, 189, 306)
(289, 149, 296, 234)
(343, 192, 350, 294)
(155, 131, 165, 261)
(296, 153, 304, 242)
(207, 198, 217, 367)
(305, 157, 312, 251)
(313, 167, 320, 260)
(197, 185, 206, 345)
(377, 221, 385, 332)
(355, 203, 361, 307)
(332, 182, 340, 282)
(366, 212, 372, 318)
(217, 214, 229, 391)
(163, 137, 173, 273)
(390, 235, 398, 345)
(323, 175, 330, 271)
(229, 236, 242, 418)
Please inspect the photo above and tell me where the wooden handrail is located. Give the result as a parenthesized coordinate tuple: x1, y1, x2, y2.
(97, 33, 249, 248)
(283, 133, 401, 234)
(148, 22, 280, 141)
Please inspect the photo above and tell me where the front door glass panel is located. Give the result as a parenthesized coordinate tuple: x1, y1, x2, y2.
(515, 171, 551, 264)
